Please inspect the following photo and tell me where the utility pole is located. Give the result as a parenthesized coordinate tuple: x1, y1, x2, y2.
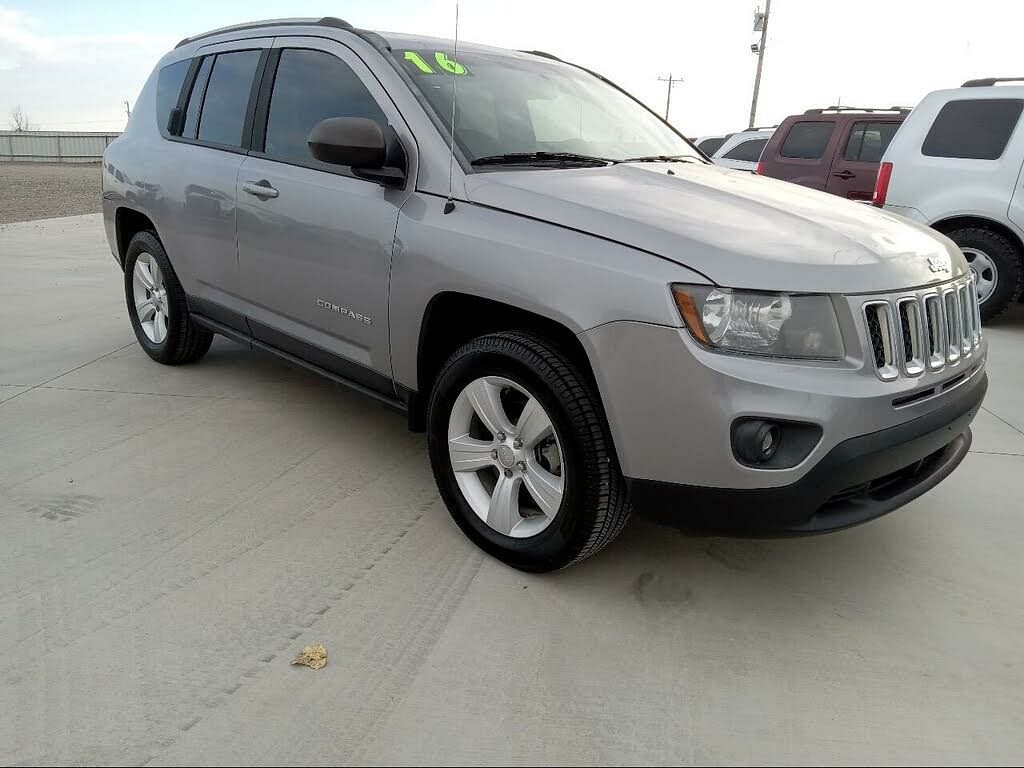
(657, 74, 683, 122)
(124, 99, 131, 120)
(748, 0, 771, 128)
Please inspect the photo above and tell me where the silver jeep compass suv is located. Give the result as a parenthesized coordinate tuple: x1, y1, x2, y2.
(102, 17, 987, 571)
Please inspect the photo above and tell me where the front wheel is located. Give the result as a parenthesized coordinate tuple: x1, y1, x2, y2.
(427, 332, 631, 571)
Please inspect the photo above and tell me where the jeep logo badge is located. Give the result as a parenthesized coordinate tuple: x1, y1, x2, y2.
(927, 256, 950, 274)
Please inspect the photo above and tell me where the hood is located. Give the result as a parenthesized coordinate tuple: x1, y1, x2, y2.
(463, 162, 967, 294)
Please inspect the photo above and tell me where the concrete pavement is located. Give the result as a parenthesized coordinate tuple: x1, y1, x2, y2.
(1, 214, 1023, 765)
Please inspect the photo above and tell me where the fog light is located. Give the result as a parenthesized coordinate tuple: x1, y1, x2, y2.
(730, 418, 823, 469)
(733, 420, 780, 464)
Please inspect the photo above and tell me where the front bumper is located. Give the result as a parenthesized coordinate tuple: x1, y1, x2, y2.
(579, 315, 987, 533)
(626, 371, 984, 534)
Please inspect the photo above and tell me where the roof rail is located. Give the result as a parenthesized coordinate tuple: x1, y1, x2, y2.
(175, 16, 353, 48)
(519, 50, 564, 62)
(962, 77, 1024, 87)
(803, 105, 911, 115)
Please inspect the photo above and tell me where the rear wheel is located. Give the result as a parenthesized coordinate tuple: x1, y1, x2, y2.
(427, 331, 631, 572)
(946, 227, 1022, 321)
(124, 231, 213, 364)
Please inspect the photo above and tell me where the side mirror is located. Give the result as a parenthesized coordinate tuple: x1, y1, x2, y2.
(307, 117, 407, 187)
(308, 117, 386, 168)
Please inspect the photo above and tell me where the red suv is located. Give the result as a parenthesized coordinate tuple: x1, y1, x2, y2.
(757, 107, 909, 201)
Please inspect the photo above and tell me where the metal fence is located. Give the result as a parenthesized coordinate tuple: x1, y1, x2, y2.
(0, 131, 121, 163)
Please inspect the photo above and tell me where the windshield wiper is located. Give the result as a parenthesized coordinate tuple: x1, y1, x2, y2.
(618, 154, 702, 163)
(470, 152, 613, 167)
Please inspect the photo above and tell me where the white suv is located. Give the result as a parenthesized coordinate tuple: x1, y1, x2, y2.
(876, 78, 1024, 319)
(710, 127, 775, 172)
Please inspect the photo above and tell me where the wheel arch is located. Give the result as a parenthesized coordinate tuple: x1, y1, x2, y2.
(114, 207, 157, 268)
(407, 291, 601, 432)
(931, 214, 1024, 256)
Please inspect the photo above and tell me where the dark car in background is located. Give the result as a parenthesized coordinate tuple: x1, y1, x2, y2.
(757, 106, 909, 201)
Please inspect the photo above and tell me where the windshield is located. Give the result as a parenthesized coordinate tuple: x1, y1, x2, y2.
(391, 47, 700, 165)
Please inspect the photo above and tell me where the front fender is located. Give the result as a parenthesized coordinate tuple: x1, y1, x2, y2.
(388, 194, 707, 390)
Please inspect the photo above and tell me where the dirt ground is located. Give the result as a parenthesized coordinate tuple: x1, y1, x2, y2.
(0, 162, 102, 224)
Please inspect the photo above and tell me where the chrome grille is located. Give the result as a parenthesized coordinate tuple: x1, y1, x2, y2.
(861, 276, 981, 382)
(943, 289, 960, 365)
(958, 282, 975, 354)
(896, 298, 924, 376)
(864, 301, 898, 380)
(923, 294, 945, 370)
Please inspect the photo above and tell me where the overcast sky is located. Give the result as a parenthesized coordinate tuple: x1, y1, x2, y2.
(2, 0, 1022, 136)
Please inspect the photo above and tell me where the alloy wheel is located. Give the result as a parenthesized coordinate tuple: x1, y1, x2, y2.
(447, 376, 565, 538)
(132, 252, 170, 344)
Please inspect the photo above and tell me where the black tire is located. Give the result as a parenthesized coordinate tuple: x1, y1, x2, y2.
(123, 231, 213, 365)
(946, 226, 1022, 321)
(427, 331, 632, 572)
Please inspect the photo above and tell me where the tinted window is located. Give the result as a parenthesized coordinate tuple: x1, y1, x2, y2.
(264, 49, 388, 166)
(922, 99, 1024, 160)
(182, 56, 213, 139)
(197, 50, 261, 147)
(156, 59, 189, 137)
(780, 121, 834, 159)
(843, 121, 901, 162)
(697, 137, 726, 155)
(723, 137, 768, 162)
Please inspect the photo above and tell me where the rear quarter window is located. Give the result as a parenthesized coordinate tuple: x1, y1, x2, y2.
(155, 59, 190, 137)
(780, 121, 834, 159)
(723, 137, 768, 162)
(922, 98, 1024, 160)
(697, 137, 726, 155)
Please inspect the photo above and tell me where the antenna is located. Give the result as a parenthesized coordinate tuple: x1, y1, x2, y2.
(443, 0, 460, 215)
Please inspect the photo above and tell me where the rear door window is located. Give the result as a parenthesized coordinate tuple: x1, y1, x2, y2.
(697, 137, 726, 155)
(780, 121, 835, 159)
(722, 137, 768, 162)
(843, 121, 901, 163)
(156, 59, 190, 137)
(263, 48, 389, 168)
(197, 49, 262, 147)
(922, 98, 1024, 160)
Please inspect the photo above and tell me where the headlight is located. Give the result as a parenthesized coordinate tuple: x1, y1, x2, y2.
(672, 284, 844, 359)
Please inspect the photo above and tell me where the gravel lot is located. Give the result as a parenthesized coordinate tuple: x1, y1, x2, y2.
(1, 214, 1023, 765)
(0, 162, 102, 224)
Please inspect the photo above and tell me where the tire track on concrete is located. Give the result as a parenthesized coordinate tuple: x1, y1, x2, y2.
(1, 458, 448, 765)
(150, 495, 450, 756)
(0, 390, 419, 603)
(146, 508, 484, 767)
(0, 439, 426, 660)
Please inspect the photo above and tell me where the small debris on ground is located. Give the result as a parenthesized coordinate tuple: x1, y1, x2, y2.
(291, 644, 327, 670)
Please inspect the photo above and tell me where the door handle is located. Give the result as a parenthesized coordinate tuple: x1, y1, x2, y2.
(832, 170, 856, 180)
(242, 180, 279, 198)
